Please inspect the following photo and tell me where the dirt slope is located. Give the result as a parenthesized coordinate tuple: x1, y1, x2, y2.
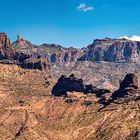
(0, 64, 140, 140)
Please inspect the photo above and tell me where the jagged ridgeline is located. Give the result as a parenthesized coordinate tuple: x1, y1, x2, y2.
(12, 36, 140, 64)
(10, 33, 140, 90)
(0, 32, 140, 139)
(0, 32, 51, 71)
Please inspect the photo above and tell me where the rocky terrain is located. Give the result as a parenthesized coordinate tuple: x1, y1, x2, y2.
(52, 74, 110, 97)
(79, 38, 140, 63)
(0, 32, 50, 71)
(12, 36, 140, 64)
(0, 63, 140, 140)
(12, 34, 34, 49)
(11, 34, 140, 90)
(12, 34, 85, 65)
(0, 32, 140, 139)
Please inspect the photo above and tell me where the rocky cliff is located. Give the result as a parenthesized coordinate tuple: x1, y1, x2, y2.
(0, 33, 50, 71)
(79, 38, 140, 63)
(12, 36, 140, 64)
(12, 34, 34, 49)
(1, 32, 140, 139)
(0, 32, 15, 59)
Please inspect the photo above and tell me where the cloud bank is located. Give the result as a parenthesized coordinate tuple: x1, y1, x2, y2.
(77, 3, 94, 12)
(120, 35, 140, 41)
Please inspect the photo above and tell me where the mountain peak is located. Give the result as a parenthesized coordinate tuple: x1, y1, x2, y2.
(17, 34, 21, 42)
(12, 34, 32, 49)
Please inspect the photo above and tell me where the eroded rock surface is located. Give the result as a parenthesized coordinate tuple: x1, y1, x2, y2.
(112, 73, 140, 99)
(0, 32, 50, 71)
(0, 32, 15, 59)
(79, 38, 140, 63)
(119, 73, 139, 91)
(52, 74, 85, 96)
(52, 74, 111, 97)
(0, 64, 140, 140)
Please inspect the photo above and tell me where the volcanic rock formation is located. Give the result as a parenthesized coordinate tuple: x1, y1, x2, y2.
(78, 38, 140, 63)
(52, 74, 85, 96)
(97, 73, 140, 111)
(52, 74, 111, 97)
(112, 73, 139, 98)
(119, 73, 139, 90)
(12, 36, 140, 66)
(0, 32, 15, 59)
(0, 32, 50, 71)
(12, 34, 33, 48)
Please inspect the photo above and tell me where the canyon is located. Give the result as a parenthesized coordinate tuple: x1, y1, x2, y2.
(0, 33, 140, 139)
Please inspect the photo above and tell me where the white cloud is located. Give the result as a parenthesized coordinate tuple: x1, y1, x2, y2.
(77, 4, 86, 9)
(77, 3, 94, 12)
(120, 35, 140, 41)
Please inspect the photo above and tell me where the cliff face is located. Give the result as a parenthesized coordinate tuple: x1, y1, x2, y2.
(14, 43, 85, 65)
(1, 33, 140, 140)
(79, 38, 140, 63)
(0, 33, 51, 71)
(0, 32, 15, 59)
(40, 45, 84, 65)
(13, 37, 140, 64)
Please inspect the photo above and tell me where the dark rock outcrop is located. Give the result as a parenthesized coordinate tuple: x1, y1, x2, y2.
(52, 74, 111, 97)
(119, 73, 139, 91)
(52, 74, 85, 96)
(98, 73, 140, 108)
(0, 32, 15, 59)
(84, 84, 110, 97)
(14, 52, 31, 62)
(112, 73, 139, 99)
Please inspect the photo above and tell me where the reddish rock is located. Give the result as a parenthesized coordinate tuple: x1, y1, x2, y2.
(111, 73, 139, 100)
(12, 34, 33, 48)
(0, 32, 15, 59)
(119, 73, 139, 90)
(0, 32, 49, 71)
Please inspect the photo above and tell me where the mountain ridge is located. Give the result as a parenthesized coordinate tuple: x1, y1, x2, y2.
(0, 32, 140, 139)
(12, 35, 140, 64)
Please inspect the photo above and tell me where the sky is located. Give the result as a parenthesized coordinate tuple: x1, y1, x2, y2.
(0, 0, 140, 48)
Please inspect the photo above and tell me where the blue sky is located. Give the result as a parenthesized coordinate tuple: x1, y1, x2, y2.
(0, 0, 140, 48)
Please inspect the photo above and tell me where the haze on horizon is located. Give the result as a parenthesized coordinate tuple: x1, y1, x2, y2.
(0, 0, 140, 48)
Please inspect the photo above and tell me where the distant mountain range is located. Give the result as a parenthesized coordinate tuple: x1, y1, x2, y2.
(12, 35, 140, 64)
